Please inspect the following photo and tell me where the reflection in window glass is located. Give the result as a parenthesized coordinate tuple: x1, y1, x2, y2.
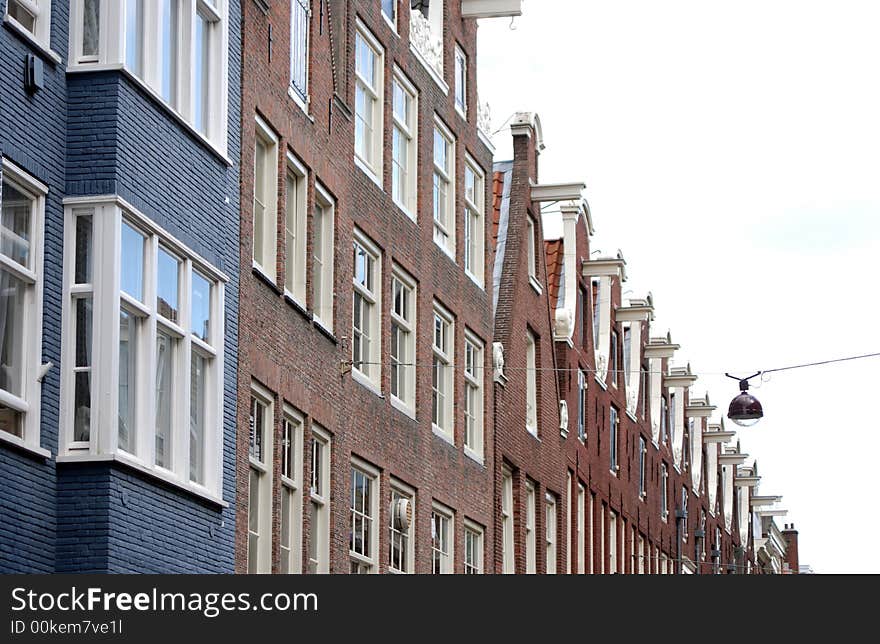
(191, 271, 211, 342)
(157, 247, 180, 323)
(120, 221, 145, 301)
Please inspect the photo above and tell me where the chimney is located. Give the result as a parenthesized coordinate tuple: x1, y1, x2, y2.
(782, 523, 799, 574)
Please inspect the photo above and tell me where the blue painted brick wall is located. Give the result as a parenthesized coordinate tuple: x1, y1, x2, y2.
(1, 1, 241, 573)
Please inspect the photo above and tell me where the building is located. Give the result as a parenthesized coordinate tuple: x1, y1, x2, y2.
(235, 0, 524, 574)
(489, 111, 798, 574)
(0, 0, 242, 572)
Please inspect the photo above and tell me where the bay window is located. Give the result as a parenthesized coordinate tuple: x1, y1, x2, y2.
(60, 197, 226, 498)
(0, 162, 46, 454)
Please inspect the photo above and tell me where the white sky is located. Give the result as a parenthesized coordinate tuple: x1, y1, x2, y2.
(478, 0, 880, 573)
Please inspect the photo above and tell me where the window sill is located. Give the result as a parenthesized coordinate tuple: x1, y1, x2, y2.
(3, 16, 62, 65)
(526, 427, 540, 442)
(410, 43, 449, 96)
(354, 156, 383, 191)
(283, 292, 312, 321)
(352, 369, 383, 398)
(465, 270, 485, 290)
(252, 264, 282, 295)
(393, 199, 417, 224)
(287, 86, 314, 121)
(626, 409, 638, 423)
(56, 452, 228, 508)
(455, 104, 468, 122)
(529, 276, 543, 295)
(0, 431, 51, 460)
(464, 446, 484, 466)
(431, 424, 454, 446)
(434, 240, 457, 264)
(390, 396, 416, 420)
(313, 318, 338, 344)
(594, 374, 608, 391)
(382, 13, 399, 35)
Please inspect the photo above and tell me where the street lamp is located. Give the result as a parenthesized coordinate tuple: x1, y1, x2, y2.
(725, 372, 763, 427)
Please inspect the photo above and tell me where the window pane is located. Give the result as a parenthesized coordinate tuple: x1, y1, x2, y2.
(125, 0, 142, 73)
(157, 247, 180, 323)
(73, 371, 91, 442)
(155, 331, 175, 468)
(311, 438, 323, 495)
(249, 397, 264, 462)
(83, 0, 101, 57)
(1, 181, 32, 268)
(191, 271, 211, 343)
(8, 0, 36, 33)
(74, 213, 93, 284)
(118, 310, 137, 453)
(189, 351, 207, 483)
(0, 269, 25, 399)
(290, 0, 309, 99)
(382, 0, 396, 22)
(194, 12, 210, 134)
(120, 221, 145, 301)
(159, 0, 179, 105)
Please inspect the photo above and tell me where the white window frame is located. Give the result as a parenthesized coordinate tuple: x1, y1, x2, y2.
(454, 45, 467, 118)
(389, 479, 415, 574)
(463, 330, 484, 462)
(432, 117, 456, 259)
(349, 457, 380, 574)
(566, 472, 572, 574)
(354, 22, 384, 183)
(610, 405, 619, 474)
(279, 405, 304, 574)
(526, 214, 538, 285)
(525, 329, 538, 436)
(639, 435, 647, 499)
(431, 302, 454, 442)
(546, 493, 557, 574)
(638, 535, 646, 574)
(381, 0, 397, 31)
(431, 502, 454, 574)
(312, 183, 335, 331)
(69, 1, 231, 153)
(253, 116, 279, 283)
(661, 462, 669, 521)
(501, 467, 514, 574)
(58, 196, 227, 502)
(525, 480, 536, 574)
(351, 229, 381, 391)
(308, 423, 331, 573)
(289, 0, 311, 111)
(610, 328, 619, 388)
(0, 160, 47, 457)
(464, 520, 484, 574)
(577, 484, 585, 574)
(463, 155, 484, 286)
(284, 152, 308, 305)
(577, 369, 586, 442)
(6, 0, 52, 51)
(599, 503, 605, 574)
(609, 510, 618, 574)
(248, 384, 274, 574)
(390, 265, 416, 416)
(391, 69, 418, 220)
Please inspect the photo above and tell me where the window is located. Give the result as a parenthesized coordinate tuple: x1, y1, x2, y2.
(641, 361, 649, 419)
(0, 163, 45, 452)
(284, 154, 307, 303)
(390, 267, 416, 413)
(73, 0, 100, 64)
(193, 2, 221, 136)
(253, 118, 278, 282)
(463, 157, 484, 285)
(431, 504, 453, 574)
(577, 484, 585, 574)
(566, 471, 572, 574)
(391, 71, 418, 217)
(669, 391, 676, 445)
(389, 481, 414, 573)
(431, 303, 454, 439)
(591, 278, 600, 347)
(312, 184, 335, 329)
(623, 326, 632, 389)
(501, 467, 514, 574)
(526, 215, 537, 282)
(248, 389, 273, 573)
(525, 480, 536, 574)
(546, 493, 557, 574)
(454, 45, 467, 117)
(660, 463, 669, 520)
(464, 521, 484, 574)
(62, 200, 225, 495)
(432, 119, 456, 256)
(280, 408, 304, 573)
(463, 332, 483, 459)
(610, 330, 618, 387)
(610, 406, 619, 473)
(638, 535, 646, 574)
(638, 436, 647, 498)
(681, 486, 689, 540)
(579, 286, 589, 346)
(660, 396, 668, 444)
(308, 425, 330, 573)
(352, 230, 381, 387)
(577, 369, 587, 442)
(609, 511, 618, 574)
(381, 0, 396, 28)
(354, 24, 383, 179)
(7, 0, 51, 48)
(599, 504, 605, 574)
(525, 330, 537, 436)
(350, 460, 379, 573)
(290, 0, 310, 105)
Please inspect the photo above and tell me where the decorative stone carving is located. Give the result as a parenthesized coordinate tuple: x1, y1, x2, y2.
(554, 307, 573, 340)
(594, 351, 608, 384)
(492, 341, 507, 383)
(559, 400, 569, 437)
(626, 390, 638, 417)
(409, 8, 443, 77)
(477, 100, 492, 139)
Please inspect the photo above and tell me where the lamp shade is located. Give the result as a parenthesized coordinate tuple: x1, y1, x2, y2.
(727, 391, 763, 427)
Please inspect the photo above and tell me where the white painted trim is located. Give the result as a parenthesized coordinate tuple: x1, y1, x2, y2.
(3, 10, 61, 64)
(354, 20, 385, 180)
